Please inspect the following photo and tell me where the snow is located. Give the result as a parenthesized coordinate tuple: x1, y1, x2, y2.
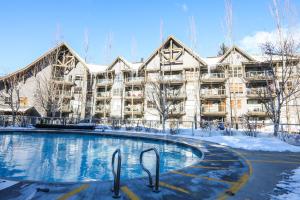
(272, 167, 300, 200)
(198, 135, 300, 152)
(95, 125, 300, 152)
(86, 64, 108, 74)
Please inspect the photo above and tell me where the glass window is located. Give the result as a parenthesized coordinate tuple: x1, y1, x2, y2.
(229, 66, 243, 77)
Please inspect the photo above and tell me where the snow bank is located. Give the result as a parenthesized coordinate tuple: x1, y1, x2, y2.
(198, 136, 300, 152)
(272, 167, 300, 200)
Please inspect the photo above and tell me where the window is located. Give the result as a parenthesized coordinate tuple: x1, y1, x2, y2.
(231, 99, 242, 109)
(147, 101, 156, 108)
(74, 87, 82, 94)
(113, 88, 122, 96)
(75, 75, 83, 81)
(230, 83, 243, 94)
(229, 66, 243, 77)
(20, 97, 28, 107)
(4, 97, 10, 104)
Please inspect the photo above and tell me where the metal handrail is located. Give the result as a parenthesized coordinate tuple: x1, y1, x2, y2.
(111, 149, 121, 198)
(140, 148, 160, 193)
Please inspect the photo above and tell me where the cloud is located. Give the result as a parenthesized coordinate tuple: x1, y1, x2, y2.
(239, 25, 300, 55)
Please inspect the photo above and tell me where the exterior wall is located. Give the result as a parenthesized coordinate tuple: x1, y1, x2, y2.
(1, 38, 300, 128)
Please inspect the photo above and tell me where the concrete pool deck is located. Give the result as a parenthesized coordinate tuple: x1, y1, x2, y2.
(0, 130, 299, 199)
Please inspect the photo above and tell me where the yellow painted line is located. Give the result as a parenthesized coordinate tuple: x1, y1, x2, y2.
(189, 165, 228, 170)
(171, 170, 235, 185)
(249, 160, 300, 164)
(160, 181, 190, 194)
(121, 186, 140, 200)
(57, 184, 89, 200)
(217, 149, 253, 200)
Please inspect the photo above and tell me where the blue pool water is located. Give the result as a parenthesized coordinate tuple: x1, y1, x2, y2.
(0, 132, 201, 182)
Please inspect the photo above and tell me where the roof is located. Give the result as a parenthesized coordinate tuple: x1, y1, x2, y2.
(0, 106, 34, 112)
(86, 64, 108, 74)
(219, 45, 256, 63)
(0, 42, 89, 81)
(202, 56, 222, 66)
(107, 56, 143, 71)
(140, 35, 207, 70)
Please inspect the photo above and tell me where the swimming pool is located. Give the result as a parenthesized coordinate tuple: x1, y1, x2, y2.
(0, 132, 201, 183)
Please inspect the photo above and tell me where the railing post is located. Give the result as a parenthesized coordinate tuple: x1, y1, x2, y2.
(111, 149, 121, 198)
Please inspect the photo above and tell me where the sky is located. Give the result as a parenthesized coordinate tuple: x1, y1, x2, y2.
(0, 0, 299, 75)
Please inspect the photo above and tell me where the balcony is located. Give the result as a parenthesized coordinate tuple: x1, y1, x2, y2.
(247, 106, 267, 116)
(160, 74, 184, 84)
(96, 92, 112, 100)
(95, 105, 110, 114)
(52, 76, 74, 85)
(201, 89, 226, 99)
(125, 77, 144, 85)
(169, 104, 185, 116)
(55, 90, 72, 99)
(124, 105, 143, 115)
(167, 89, 186, 100)
(202, 105, 226, 116)
(201, 73, 226, 83)
(96, 79, 113, 86)
(124, 91, 144, 99)
(61, 105, 72, 113)
(245, 71, 273, 81)
(246, 88, 274, 99)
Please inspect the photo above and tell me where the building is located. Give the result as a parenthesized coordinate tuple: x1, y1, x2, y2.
(0, 36, 299, 126)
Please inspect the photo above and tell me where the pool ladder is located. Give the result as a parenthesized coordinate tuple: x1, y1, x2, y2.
(140, 148, 160, 192)
(111, 147, 160, 198)
(111, 149, 121, 198)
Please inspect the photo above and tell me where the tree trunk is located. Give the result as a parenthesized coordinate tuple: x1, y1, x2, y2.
(274, 121, 279, 137)
(162, 115, 166, 133)
(12, 112, 16, 127)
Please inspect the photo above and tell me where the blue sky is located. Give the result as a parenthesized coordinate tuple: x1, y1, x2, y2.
(0, 0, 299, 74)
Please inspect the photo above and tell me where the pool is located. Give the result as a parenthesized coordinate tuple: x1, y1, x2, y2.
(0, 132, 202, 183)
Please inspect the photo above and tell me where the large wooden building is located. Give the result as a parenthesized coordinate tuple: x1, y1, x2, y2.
(1, 36, 299, 125)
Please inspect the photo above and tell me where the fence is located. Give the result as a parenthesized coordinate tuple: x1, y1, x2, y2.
(1, 115, 300, 137)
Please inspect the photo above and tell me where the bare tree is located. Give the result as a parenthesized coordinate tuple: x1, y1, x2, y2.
(35, 72, 64, 118)
(146, 76, 181, 132)
(104, 32, 114, 63)
(34, 45, 69, 118)
(224, 0, 235, 132)
(188, 15, 202, 128)
(258, 0, 300, 136)
(0, 77, 21, 126)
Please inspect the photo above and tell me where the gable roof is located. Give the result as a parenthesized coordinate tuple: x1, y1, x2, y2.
(106, 56, 143, 71)
(0, 42, 89, 81)
(219, 45, 256, 63)
(140, 35, 207, 70)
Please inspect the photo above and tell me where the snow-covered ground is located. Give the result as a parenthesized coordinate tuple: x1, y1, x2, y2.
(94, 126, 300, 152)
(272, 167, 300, 200)
(198, 135, 300, 152)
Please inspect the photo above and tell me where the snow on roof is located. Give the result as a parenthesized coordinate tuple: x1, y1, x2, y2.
(130, 62, 143, 71)
(0, 106, 34, 112)
(202, 57, 222, 66)
(86, 64, 108, 74)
